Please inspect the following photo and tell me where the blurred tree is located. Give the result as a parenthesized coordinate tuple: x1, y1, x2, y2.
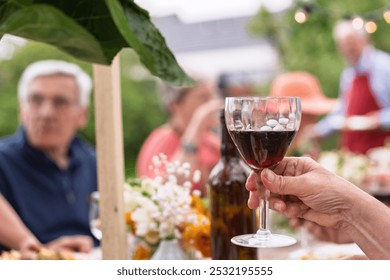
(0, 41, 167, 176)
(249, 0, 390, 150)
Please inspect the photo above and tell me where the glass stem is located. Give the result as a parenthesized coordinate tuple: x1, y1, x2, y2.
(255, 170, 271, 239)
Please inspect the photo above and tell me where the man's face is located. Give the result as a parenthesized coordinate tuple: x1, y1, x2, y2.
(20, 74, 88, 152)
(336, 33, 368, 65)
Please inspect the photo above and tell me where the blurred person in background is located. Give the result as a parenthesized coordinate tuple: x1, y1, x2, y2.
(137, 78, 223, 195)
(217, 72, 257, 98)
(308, 19, 390, 154)
(269, 71, 338, 158)
(0, 60, 96, 253)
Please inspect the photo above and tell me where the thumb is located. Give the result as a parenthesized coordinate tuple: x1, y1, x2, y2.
(261, 169, 303, 196)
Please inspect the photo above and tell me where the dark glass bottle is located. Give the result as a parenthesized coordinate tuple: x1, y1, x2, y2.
(209, 111, 257, 260)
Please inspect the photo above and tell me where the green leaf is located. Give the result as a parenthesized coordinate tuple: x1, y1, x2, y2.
(35, 0, 129, 64)
(0, 4, 108, 64)
(105, 0, 194, 86)
(0, 0, 193, 85)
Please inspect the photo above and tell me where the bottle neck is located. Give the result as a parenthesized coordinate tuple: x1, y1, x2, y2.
(221, 122, 239, 160)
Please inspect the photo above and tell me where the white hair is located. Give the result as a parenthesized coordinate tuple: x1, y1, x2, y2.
(333, 19, 369, 41)
(18, 60, 92, 107)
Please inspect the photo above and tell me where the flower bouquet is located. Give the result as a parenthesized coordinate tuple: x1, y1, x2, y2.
(124, 154, 210, 259)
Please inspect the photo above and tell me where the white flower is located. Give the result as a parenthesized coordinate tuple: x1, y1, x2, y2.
(192, 170, 201, 183)
(132, 207, 157, 237)
(159, 153, 168, 161)
(152, 155, 162, 167)
(159, 220, 176, 239)
(124, 154, 198, 243)
(183, 181, 192, 189)
(192, 189, 201, 197)
(176, 166, 185, 175)
(167, 174, 177, 184)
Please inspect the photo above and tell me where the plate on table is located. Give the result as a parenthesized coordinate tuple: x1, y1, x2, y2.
(288, 242, 364, 260)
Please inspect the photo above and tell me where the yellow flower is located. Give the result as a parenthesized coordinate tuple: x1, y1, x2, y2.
(190, 195, 208, 216)
(182, 213, 211, 258)
(132, 244, 152, 260)
(125, 211, 136, 234)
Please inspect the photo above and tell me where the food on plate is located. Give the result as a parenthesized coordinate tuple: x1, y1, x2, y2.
(0, 248, 74, 260)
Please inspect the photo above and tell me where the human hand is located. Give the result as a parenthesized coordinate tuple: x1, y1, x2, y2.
(189, 98, 224, 132)
(19, 236, 41, 259)
(246, 157, 361, 230)
(345, 112, 380, 131)
(181, 98, 223, 149)
(46, 235, 93, 253)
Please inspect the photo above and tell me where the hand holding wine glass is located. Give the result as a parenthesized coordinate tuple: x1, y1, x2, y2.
(225, 97, 301, 248)
(246, 157, 361, 230)
(245, 156, 390, 259)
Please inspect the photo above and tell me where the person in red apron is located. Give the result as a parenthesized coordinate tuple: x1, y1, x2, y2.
(312, 19, 390, 155)
(341, 73, 390, 154)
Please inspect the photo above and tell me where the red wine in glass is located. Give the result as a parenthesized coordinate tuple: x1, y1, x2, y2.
(229, 130, 297, 170)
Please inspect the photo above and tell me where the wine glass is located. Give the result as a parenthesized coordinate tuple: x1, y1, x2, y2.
(225, 96, 301, 248)
(89, 191, 102, 240)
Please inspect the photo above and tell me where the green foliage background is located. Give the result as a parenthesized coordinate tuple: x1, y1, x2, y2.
(0, 41, 167, 176)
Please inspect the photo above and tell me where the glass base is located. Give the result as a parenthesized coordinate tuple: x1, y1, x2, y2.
(231, 233, 296, 248)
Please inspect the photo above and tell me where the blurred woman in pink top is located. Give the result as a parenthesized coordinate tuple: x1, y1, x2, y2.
(136, 78, 223, 196)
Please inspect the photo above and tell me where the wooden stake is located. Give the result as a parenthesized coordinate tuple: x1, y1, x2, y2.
(93, 55, 127, 259)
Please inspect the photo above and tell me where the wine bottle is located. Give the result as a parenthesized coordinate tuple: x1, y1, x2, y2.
(208, 111, 257, 260)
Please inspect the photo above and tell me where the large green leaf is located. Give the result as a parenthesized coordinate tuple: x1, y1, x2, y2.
(0, 4, 107, 64)
(0, 0, 192, 85)
(106, 0, 193, 86)
(34, 0, 128, 65)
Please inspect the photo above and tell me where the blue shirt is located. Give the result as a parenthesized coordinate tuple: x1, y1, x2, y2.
(0, 127, 98, 248)
(316, 46, 390, 136)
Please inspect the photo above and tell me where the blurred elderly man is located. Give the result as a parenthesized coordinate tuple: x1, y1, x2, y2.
(0, 60, 97, 252)
(312, 19, 390, 154)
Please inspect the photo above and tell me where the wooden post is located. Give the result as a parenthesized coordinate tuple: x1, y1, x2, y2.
(93, 55, 127, 259)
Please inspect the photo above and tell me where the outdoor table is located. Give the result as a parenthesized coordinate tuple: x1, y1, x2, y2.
(77, 240, 363, 260)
